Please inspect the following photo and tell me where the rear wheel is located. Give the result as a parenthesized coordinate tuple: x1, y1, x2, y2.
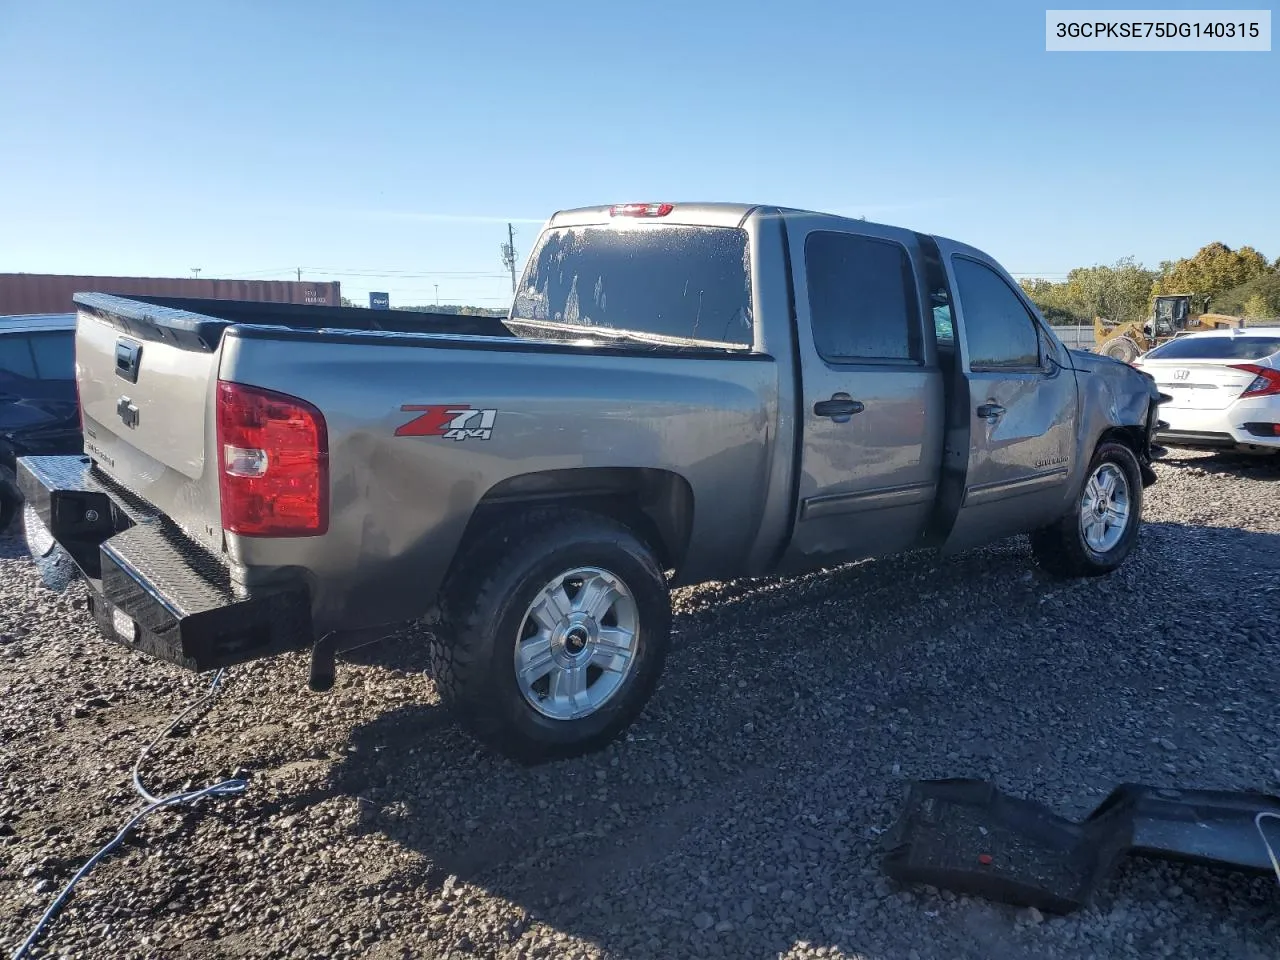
(1030, 441, 1143, 578)
(429, 508, 672, 764)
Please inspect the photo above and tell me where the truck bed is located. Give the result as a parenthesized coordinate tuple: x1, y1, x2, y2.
(58, 292, 786, 652)
(80, 294, 521, 348)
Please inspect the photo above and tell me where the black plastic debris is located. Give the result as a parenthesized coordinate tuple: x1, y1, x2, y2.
(881, 778, 1280, 913)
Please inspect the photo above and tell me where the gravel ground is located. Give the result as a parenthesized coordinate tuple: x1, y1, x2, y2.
(2, 448, 1278, 960)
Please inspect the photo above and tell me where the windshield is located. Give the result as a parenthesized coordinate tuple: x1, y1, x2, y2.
(511, 225, 753, 346)
(1144, 335, 1280, 362)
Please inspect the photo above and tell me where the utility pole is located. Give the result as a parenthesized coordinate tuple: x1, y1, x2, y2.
(500, 223, 518, 293)
(297, 267, 302, 281)
(434, 284, 439, 306)
(191, 268, 201, 279)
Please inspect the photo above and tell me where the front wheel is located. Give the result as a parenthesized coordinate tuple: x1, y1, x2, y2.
(1102, 337, 1141, 363)
(429, 508, 673, 764)
(1030, 441, 1144, 578)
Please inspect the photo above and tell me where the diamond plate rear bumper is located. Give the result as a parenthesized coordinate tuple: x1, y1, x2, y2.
(16, 454, 313, 672)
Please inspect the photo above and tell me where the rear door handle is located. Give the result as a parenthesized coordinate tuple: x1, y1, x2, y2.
(813, 393, 865, 423)
(977, 402, 1006, 422)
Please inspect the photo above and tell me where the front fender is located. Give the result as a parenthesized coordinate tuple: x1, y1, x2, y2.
(1069, 349, 1163, 487)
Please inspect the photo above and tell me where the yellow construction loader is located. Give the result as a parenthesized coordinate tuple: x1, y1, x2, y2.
(1093, 294, 1246, 362)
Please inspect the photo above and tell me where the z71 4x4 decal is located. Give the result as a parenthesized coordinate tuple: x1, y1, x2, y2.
(395, 404, 497, 441)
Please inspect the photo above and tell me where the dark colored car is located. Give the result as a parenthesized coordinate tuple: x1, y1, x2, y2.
(0, 314, 81, 532)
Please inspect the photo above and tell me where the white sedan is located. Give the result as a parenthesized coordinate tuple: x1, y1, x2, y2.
(1132, 327, 1280, 455)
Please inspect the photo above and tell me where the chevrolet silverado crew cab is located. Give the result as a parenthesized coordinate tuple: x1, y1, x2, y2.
(19, 202, 1164, 763)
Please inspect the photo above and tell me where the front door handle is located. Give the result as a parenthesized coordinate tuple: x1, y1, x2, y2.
(814, 393, 865, 423)
(977, 402, 1006, 423)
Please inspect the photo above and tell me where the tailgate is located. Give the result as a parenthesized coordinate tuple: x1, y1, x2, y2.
(74, 294, 226, 548)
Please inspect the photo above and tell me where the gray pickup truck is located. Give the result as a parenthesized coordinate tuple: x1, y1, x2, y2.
(18, 202, 1164, 762)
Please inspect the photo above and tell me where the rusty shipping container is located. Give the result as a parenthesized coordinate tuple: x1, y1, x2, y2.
(0, 274, 342, 316)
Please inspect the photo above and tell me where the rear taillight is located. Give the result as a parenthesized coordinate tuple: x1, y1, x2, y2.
(609, 202, 674, 218)
(1230, 364, 1280, 398)
(215, 380, 328, 537)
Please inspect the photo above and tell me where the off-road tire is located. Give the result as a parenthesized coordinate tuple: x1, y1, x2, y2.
(1030, 440, 1144, 578)
(428, 508, 672, 764)
(1102, 337, 1141, 363)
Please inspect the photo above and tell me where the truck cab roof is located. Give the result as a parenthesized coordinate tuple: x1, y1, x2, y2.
(544, 201, 991, 261)
(0, 313, 76, 335)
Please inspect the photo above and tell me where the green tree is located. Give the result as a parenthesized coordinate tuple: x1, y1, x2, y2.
(1020, 257, 1156, 324)
(1019, 278, 1084, 324)
(1152, 242, 1270, 308)
(1064, 256, 1156, 323)
(1242, 293, 1271, 318)
(1209, 273, 1280, 316)
(394, 303, 507, 317)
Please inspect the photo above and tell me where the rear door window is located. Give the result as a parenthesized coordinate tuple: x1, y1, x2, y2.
(804, 231, 921, 362)
(0, 334, 37, 379)
(512, 225, 753, 346)
(29, 332, 75, 380)
(1143, 335, 1280, 361)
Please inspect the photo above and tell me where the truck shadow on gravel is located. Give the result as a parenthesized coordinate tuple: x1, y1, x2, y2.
(0, 531, 27, 559)
(324, 521, 1280, 960)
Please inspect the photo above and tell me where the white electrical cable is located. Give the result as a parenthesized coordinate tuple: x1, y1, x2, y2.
(1256, 811, 1280, 886)
(131, 669, 239, 806)
(10, 669, 246, 960)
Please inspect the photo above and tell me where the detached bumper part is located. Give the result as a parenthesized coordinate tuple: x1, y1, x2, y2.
(17, 454, 313, 672)
(1138, 401, 1167, 488)
(881, 779, 1280, 914)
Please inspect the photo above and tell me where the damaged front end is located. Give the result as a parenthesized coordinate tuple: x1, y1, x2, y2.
(1071, 347, 1169, 488)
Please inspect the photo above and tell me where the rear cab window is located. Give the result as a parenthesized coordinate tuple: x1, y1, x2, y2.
(804, 231, 922, 363)
(1143, 335, 1280, 362)
(0, 334, 38, 379)
(29, 332, 75, 379)
(511, 225, 753, 347)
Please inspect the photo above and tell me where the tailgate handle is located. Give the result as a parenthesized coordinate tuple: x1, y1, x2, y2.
(115, 338, 143, 384)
